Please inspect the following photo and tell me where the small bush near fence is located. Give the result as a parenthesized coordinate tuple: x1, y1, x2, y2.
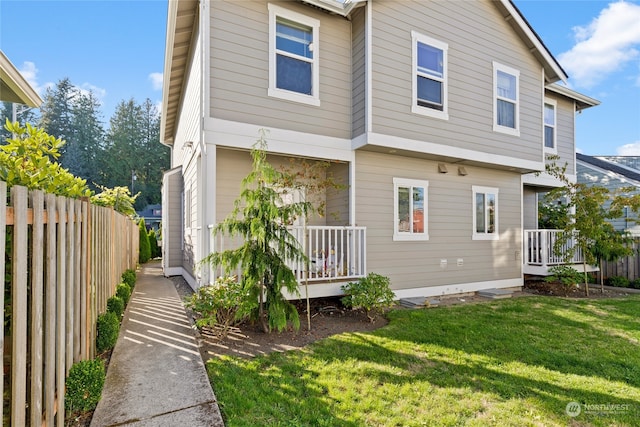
(65, 359, 106, 417)
(107, 296, 125, 318)
(341, 273, 395, 323)
(116, 283, 132, 305)
(138, 219, 151, 264)
(96, 312, 120, 354)
(122, 268, 137, 289)
(606, 276, 630, 288)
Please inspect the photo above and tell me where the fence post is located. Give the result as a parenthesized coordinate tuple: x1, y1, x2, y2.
(11, 185, 28, 426)
(44, 193, 57, 427)
(56, 196, 67, 427)
(30, 190, 45, 426)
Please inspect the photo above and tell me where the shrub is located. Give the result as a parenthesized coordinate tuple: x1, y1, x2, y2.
(184, 276, 254, 338)
(606, 276, 629, 288)
(96, 312, 120, 353)
(545, 265, 583, 295)
(148, 229, 160, 259)
(138, 219, 151, 264)
(631, 278, 640, 289)
(106, 296, 125, 317)
(341, 273, 395, 322)
(121, 269, 136, 289)
(65, 358, 106, 416)
(116, 283, 131, 305)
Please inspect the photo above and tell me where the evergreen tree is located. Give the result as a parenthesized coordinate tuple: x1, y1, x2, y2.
(67, 91, 104, 189)
(203, 133, 309, 332)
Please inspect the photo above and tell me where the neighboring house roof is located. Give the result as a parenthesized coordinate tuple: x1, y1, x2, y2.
(577, 153, 640, 184)
(160, 0, 569, 145)
(0, 50, 43, 107)
(546, 84, 600, 112)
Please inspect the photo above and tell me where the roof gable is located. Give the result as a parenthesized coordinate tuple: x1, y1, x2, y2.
(0, 50, 43, 107)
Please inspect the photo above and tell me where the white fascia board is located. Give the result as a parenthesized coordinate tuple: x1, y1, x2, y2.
(500, 0, 567, 84)
(204, 117, 355, 162)
(354, 132, 544, 172)
(522, 171, 576, 187)
(0, 50, 43, 107)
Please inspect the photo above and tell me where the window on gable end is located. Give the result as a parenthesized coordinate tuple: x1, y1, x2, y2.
(493, 62, 520, 136)
(394, 178, 429, 241)
(411, 31, 448, 120)
(268, 4, 320, 106)
(544, 99, 557, 153)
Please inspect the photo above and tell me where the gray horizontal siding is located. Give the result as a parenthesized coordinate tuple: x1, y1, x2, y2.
(210, 0, 352, 139)
(355, 151, 522, 291)
(370, 0, 544, 162)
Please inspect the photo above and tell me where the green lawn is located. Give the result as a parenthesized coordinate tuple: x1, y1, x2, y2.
(206, 295, 640, 426)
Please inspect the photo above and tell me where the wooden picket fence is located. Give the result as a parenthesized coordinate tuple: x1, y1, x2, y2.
(1, 182, 139, 426)
(600, 238, 640, 282)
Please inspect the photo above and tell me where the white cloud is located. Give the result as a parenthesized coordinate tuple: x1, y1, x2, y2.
(616, 141, 640, 155)
(149, 72, 163, 91)
(78, 83, 107, 101)
(558, 1, 640, 88)
(19, 61, 53, 95)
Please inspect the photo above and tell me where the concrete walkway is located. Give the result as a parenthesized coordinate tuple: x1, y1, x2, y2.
(91, 262, 224, 426)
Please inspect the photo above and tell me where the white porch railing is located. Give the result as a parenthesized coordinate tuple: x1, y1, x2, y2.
(207, 225, 367, 285)
(288, 226, 367, 282)
(524, 229, 584, 269)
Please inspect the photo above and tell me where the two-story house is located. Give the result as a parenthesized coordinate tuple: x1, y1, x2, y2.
(160, 0, 598, 298)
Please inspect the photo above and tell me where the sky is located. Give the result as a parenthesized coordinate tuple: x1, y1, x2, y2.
(0, 0, 639, 156)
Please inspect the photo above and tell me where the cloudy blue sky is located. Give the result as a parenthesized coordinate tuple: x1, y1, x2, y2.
(1, 0, 639, 155)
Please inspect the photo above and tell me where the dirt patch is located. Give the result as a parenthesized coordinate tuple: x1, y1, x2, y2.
(524, 277, 636, 298)
(170, 275, 388, 359)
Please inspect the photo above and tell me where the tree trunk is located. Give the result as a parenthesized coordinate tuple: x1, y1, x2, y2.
(259, 281, 268, 333)
(599, 259, 604, 294)
(583, 260, 589, 296)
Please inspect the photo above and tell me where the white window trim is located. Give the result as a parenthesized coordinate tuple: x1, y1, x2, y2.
(411, 31, 449, 120)
(543, 97, 557, 154)
(492, 62, 520, 136)
(472, 185, 499, 241)
(393, 177, 429, 241)
(268, 4, 320, 106)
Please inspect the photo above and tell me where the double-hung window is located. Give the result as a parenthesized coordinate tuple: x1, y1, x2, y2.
(493, 62, 520, 136)
(393, 178, 429, 241)
(544, 99, 557, 153)
(412, 31, 448, 120)
(268, 4, 320, 106)
(472, 186, 498, 240)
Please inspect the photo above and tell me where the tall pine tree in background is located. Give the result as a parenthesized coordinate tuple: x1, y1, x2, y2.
(69, 91, 104, 190)
(100, 98, 167, 210)
(39, 78, 76, 149)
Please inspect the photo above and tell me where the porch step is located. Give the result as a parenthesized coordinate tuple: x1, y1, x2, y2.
(398, 297, 440, 308)
(477, 288, 513, 299)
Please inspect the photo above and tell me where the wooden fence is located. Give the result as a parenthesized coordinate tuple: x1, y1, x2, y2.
(600, 239, 640, 282)
(1, 182, 139, 426)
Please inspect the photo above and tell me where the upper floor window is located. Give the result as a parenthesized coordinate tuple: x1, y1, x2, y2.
(268, 4, 320, 106)
(411, 31, 448, 120)
(393, 178, 429, 241)
(544, 99, 557, 153)
(493, 62, 519, 136)
(472, 186, 498, 240)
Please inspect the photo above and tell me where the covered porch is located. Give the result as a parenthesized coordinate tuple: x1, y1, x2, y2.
(523, 229, 597, 275)
(207, 225, 367, 296)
